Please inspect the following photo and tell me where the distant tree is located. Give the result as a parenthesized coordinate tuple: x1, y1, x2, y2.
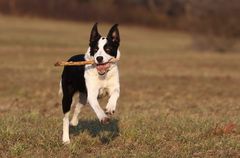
(146, 0, 157, 13)
(9, 0, 17, 14)
(186, 0, 240, 52)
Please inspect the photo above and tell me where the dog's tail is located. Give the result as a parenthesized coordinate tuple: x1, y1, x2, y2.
(58, 80, 63, 95)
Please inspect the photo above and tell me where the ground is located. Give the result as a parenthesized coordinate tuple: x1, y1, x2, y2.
(0, 15, 240, 157)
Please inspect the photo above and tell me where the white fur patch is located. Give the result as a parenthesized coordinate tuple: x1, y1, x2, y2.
(94, 38, 112, 64)
(58, 80, 63, 95)
(84, 40, 120, 121)
(62, 112, 70, 144)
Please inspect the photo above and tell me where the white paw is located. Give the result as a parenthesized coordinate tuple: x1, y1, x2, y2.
(63, 140, 70, 145)
(100, 116, 110, 124)
(105, 104, 116, 116)
(97, 111, 110, 124)
(70, 118, 78, 126)
(62, 138, 70, 145)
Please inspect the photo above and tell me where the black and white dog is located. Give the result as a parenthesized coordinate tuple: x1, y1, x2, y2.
(59, 23, 120, 144)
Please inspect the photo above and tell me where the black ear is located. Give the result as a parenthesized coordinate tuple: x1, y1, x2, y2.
(107, 24, 120, 45)
(89, 23, 101, 45)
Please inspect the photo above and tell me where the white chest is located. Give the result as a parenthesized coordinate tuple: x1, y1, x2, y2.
(84, 64, 120, 90)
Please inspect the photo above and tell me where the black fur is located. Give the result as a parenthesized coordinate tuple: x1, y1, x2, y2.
(60, 23, 120, 114)
(103, 39, 118, 58)
(89, 23, 120, 58)
(89, 23, 101, 56)
(107, 24, 120, 45)
(105, 24, 120, 58)
(61, 54, 87, 113)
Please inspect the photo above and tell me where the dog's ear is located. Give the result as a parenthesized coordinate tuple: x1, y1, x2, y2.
(107, 24, 120, 45)
(89, 23, 101, 45)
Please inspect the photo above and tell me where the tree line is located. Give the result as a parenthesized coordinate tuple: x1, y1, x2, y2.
(0, 0, 239, 51)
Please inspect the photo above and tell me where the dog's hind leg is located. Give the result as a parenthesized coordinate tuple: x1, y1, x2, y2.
(70, 93, 87, 126)
(62, 92, 74, 144)
(62, 111, 70, 144)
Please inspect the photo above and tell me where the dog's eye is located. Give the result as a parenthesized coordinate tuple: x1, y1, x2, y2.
(93, 48, 98, 52)
(106, 48, 111, 52)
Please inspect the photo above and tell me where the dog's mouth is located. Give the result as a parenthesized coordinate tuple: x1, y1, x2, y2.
(96, 62, 111, 75)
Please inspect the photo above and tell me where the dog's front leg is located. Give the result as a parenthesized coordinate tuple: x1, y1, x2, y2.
(87, 88, 110, 124)
(105, 88, 120, 115)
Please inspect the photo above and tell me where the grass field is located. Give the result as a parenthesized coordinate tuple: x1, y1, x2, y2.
(0, 15, 240, 157)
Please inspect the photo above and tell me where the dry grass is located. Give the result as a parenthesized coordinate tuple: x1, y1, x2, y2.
(0, 15, 240, 157)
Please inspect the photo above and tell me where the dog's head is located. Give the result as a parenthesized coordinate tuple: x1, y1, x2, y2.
(86, 23, 120, 75)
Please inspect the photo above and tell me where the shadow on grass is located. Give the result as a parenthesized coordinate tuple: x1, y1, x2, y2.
(69, 118, 119, 144)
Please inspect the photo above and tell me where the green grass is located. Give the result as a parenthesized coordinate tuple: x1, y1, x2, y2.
(0, 15, 240, 157)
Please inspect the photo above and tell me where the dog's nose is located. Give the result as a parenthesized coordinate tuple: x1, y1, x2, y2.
(96, 56, 103, 63)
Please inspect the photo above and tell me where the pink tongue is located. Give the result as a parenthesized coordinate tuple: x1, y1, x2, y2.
(96, 63, 110, 74)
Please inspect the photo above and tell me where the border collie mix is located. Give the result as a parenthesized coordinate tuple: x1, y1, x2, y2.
(60, 23, 120, 144)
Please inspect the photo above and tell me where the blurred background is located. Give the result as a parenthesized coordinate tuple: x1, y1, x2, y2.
(0, 0, 240, 157)
(0, 0, 240, 51)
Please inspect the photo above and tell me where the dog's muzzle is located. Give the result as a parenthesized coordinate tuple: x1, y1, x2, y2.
(96, 62, 111, 75)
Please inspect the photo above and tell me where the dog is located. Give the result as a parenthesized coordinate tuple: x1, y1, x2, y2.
(59, 23, 120, 144)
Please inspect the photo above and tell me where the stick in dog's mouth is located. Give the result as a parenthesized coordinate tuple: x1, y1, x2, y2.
(54, 58, 119, 67)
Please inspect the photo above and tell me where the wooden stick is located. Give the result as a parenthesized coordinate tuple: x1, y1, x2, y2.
(54, 60, 94, 66)
(54, 58, 119, 66)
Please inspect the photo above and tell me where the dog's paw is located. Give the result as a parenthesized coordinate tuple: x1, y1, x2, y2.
(70, 118, 78, 126)
(100, 117, 110, 124)
(105, 109, 115, 116)
(62, 139, 70, 145)
(105, 104, 116, 116)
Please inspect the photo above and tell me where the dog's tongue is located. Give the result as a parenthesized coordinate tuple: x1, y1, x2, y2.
(96, 63, 110, 74)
